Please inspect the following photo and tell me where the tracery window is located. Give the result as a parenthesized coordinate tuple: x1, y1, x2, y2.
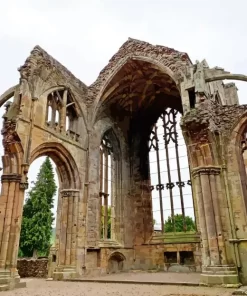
(149, 108, 195, 233)
(99, 133, 116, 240)
(46, 91, 62, 128)
(46, 89, 79, 141)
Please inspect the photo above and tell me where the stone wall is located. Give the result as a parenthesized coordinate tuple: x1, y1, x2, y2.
(17, 258, 48, 278)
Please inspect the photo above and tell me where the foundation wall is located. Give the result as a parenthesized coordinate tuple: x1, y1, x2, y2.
(84, 242, 201, 276)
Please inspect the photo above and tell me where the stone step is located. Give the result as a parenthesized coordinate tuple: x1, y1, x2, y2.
(203, 266, 237, 273)
(203, 270, 237, 275)
(0, 272, 11, 276)
(0, 278, 10, 285)
(0, 285, 9, 291)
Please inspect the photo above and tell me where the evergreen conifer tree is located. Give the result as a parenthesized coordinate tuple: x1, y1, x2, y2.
(19, 157, 57, 257)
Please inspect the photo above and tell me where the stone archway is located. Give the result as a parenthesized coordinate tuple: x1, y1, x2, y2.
(30, 142, 80, 189)
(29, 143, 81, 271)
(107, 252, 126, 274)
(89, 38, 192, 125)
(0, 48, 87, 290)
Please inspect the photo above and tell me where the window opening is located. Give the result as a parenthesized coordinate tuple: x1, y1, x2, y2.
(149, 108, 195, 233)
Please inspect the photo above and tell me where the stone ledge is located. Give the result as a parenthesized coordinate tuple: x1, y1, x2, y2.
(63, 278, 200, 286)
(98, 240, 123, 248)
(200, 273, 240, 288)
(53, 266, 78, 281)
(0, 269, 26, 291)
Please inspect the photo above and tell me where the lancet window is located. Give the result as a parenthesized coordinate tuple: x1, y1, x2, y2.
(99, 132, 117, 240)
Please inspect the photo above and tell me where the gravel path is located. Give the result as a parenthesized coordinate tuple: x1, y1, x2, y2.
(88, 272, 201, 284)
(1, 279, 234, 296)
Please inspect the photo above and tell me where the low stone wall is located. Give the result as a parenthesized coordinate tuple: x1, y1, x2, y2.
(17, 258, 48, 278)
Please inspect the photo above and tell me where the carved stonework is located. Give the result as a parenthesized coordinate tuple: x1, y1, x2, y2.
(181, 100, 247, 146)
(60, 189, 79, 198)
(1, 120, 21, 154)
(18, 46, 87, 100)
(191, 166, 221, 178)
(1, 174, 22, 183)
(88, 38, 192, 105)
(19, 182, 29, 190)
(61, 191, 70, 198)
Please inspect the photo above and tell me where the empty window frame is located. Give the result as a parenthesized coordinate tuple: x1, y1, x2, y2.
(149, 108, 196, 233)
(99, 133, 116, 239)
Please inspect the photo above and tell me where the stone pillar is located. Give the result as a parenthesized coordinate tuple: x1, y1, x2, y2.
(193, 172, 210, 266)
(52, 189, 79, 280)
(192, 167, 240, 287)
(0, 174, 27, 291)
(200, 172, 220, 265)
(210, 174, 227, 265)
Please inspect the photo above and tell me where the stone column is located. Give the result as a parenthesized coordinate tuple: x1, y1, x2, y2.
(71, 192, 79, 267)
(192, 172, 210, 266)
(53, 189, 79, 280)
(200, 171, 220, 265)
(193, 166, 239, 287)
(210, 173, 227, 265)
(54, 189, 62, 257)
(58, 190, 68, 266)
(60, 89, 68, 133)
(0, 174, 27, 290)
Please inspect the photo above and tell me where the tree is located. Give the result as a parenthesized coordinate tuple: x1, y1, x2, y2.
(164, 214, 196, 232)
(19, 157, 57, 257)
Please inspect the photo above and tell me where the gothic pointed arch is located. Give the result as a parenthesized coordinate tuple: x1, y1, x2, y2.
(30, 142, 81, 189)
(89, 38, 192, 122)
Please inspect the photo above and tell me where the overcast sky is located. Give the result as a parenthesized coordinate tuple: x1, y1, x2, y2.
(1, 0, 247, 227)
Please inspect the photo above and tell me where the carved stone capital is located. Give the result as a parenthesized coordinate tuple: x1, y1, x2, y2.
(99, 192, 109, 198)
(60, 189, 79, 198)
(19, 181, 29, 190)
(1, 174, 22, 183)
(192, 166, 221, 178)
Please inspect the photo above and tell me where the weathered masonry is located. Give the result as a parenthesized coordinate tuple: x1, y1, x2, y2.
(1, 38, 247, 290)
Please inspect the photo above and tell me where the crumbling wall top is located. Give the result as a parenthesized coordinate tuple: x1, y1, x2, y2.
(181, 100, 247, 139)
(88, 38, 193, 106)
(18, 45, 88, 96)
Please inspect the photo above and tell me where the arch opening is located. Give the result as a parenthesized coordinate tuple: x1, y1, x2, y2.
(30, 142, 80, 190)
(95, 58, 181, 124)
(18, 156, 59, 259)
(107, 252, 126, 274)
(95, 57, 196, 240)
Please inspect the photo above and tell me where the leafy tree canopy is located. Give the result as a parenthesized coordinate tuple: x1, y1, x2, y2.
(164, 214, 196, 232)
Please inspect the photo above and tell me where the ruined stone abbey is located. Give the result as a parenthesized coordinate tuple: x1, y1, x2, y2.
(1, 38, 247, 290)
